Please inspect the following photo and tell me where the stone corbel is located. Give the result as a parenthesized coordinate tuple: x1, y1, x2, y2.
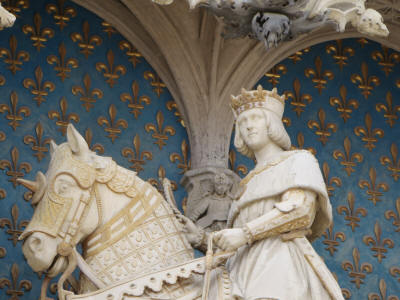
(152, 0, 389, 49)
(181, 167, 240, 231)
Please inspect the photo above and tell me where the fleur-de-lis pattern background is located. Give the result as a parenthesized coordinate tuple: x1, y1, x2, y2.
(0, 0, 189, 299)
(0, 1, 399, 300)
(231, 38, 400, 299)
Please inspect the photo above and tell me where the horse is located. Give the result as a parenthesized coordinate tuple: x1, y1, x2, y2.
(18, 124, 232, 300)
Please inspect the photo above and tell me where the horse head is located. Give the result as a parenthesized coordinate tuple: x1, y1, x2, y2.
(19, 124, 106, 277)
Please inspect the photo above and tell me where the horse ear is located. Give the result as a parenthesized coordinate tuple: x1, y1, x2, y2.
(66, 124, 89, 154)
(49, 140, 58, 156)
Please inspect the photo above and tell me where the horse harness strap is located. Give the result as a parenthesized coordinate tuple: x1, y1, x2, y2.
(83, 182, 163, 257)
(57, 185, 96, 256)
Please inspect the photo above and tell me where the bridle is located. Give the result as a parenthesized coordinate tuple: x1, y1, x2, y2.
(40, 180, 106, 300)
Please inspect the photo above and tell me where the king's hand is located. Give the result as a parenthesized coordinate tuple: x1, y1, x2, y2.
(213, 228, 247, 251)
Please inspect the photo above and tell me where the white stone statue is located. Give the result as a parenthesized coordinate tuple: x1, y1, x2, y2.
(18, 92, 344, 299)
(0, 3, 16, 28)
(183, 86, 345, 299)
(18, 124, 234, 300)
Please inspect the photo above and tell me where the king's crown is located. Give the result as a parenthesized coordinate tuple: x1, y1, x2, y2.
(231, 85, 285, 118)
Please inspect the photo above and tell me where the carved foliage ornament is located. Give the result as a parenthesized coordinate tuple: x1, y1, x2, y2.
(153, 0, 389, 50)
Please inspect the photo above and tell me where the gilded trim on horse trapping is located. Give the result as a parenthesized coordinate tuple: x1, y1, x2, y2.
(83, 190, 160, 256)
(51, 144, 97, 188)
(86, 219, 193, 277)
(20, 189, 73, 239)
(95, 158, 118, 183)
(105, 166, 138, 195)
(83, 201, 193, 285)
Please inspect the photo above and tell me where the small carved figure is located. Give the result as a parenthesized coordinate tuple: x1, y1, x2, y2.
(183, 86, 345, 299)
(0, 3, 16, 28)
(189, 172, 235, 231)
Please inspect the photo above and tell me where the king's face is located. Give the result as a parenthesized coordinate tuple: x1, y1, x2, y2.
(237, 108, 270, 151)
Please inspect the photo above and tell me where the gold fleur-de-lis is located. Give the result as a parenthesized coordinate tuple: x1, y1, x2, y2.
(363, 221, 394, 263)
(0, 131, 5, 141)
(229, 149, 248, 176)
(46, 0, 77, 30)
(72, 73, 103, 112)
(322, 162, 342, 197)
(322, 223, 346, 256)
(170, 140, 191, 174)
(342, 288, 352, 300)
(368, 279, 399, 300)
(288, 47, 310, 64)
(326, 40, 355, 71)
(337, 191, 367, 231)
(342, 248, 373, 289)
(23, 122, 52, 162)
(307, 108, 337, 145)
(390, 266, 400, 283)
(70, 20, 102, 59)
(264, 64, 287, 87)
(0, 74, 5, 86)
(96, 49, 126, 88)
(351, 62, 380, 99)
(385, 197, 400, 232)
(0, 204, 29, 246)
(354, 113, 384, 151)
(372, 46, 400, 77)
(1, 0, 28, 17)
(0, 91, 30, 130)
(47, 42, 78, 82)
(122, 134, 152, 173)
(120, 81, 151, 119)
(23, 65, 55, 106)
(304, 56, 334, 94)
(145, 111, 176, 150)
(290, 132, 316, 155)
(97, 104, 128, 143)
(144, 71, 166, 97)
(376, 91, 400, 128)
(119, 40, 142, 68)
(0, 247, 5, 258)
(282, 117, 291, 127)
(380, 143, 400, 181)
(284, 78, 312, 117)
(359, 167, 389, 205)
(330, 85, 359, 123)
(101, 21, 116, 38)
(0, 35, 29, 75)
(0, 263, 32, 298)
(48, 97, 80, 136)
(333, 137, 363, 176)
(84, 128, 104, 154)
(357, 38, 369, 48)
(22, 12, 54, 51)
(0, 147, 31, 187)
(148, 166, 178, 193)
(166, 100, 185, 127)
